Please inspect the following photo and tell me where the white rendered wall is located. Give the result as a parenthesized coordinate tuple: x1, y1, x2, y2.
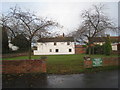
(94, 42, 105, 45)
(112, 45, 117, 51)
(34, 42, 75, 55)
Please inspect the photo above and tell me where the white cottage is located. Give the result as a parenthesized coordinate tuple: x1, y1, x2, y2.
(34, 37, 75, 55)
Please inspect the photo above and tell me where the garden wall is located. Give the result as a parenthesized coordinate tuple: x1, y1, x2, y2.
(84, 57, 119, 68)
(75, 45, 86, 54)
(102, 57, 119, 66)
(2, 59, 46, 74)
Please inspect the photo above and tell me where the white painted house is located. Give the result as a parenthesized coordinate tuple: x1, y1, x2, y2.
(34, 37, 75, 55)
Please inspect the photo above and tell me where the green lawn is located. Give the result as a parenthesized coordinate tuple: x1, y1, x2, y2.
(2, 54, 119, 74)
(2, 54, 118, 60)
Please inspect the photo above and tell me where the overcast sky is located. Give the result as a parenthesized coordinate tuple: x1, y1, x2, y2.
(1, 0, 119, 36)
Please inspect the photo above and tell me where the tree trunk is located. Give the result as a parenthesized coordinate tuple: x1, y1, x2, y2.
(28, 40, 32, 60)
(88, 40, 91, 55)
(92, 46, 94, 55)
(88, 46, 91, 55)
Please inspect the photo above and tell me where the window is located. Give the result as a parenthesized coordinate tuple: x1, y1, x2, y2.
(54, 42, 57, 45)
(32, 46, 37, 50)
(67, 42, 70, 45)
(69, 49, 72, 52)
(55, 49, 59, 52)
(50, 49, 52, 52)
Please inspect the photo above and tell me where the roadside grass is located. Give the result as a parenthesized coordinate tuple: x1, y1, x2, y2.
(2, 54, 119, 74)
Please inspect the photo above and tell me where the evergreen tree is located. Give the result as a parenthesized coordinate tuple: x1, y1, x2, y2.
(103, 35, 112, 55)
(2, 27, 9, 54)
(11, 34, 29, 51)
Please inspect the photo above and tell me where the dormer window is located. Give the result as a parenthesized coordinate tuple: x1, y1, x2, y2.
(54, 42, 57, 45)
(67, 42, 70, 45)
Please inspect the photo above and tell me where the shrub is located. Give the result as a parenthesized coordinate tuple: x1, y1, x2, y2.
(94, 45, 104, 54)
(86, 44, 104, 55)
(82, 45, 87, 48)
(103, 35, 112, 55)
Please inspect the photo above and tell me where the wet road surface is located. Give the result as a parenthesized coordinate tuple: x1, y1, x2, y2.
(2, 70, 119, 88)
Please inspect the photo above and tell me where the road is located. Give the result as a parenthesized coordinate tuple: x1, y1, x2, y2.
(2, 69, 119, 88)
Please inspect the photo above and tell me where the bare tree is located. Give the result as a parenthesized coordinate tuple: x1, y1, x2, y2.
(1, 14, 18, 40)
(69, 4, 117, 55)
(1, 6, 58, 59)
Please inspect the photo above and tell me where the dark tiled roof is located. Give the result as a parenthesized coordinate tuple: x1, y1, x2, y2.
(91, 37, 106, 42)
(37, 37, 74, 42)
(92, 36, 120, 42)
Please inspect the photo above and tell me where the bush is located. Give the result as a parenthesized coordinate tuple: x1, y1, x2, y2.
(94, 45, 104, 54)
(82, 45, 87, 48)
(103, 35, 112, 55)
(86, 45, 104, 55)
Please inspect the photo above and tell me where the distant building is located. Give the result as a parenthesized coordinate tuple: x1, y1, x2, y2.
(34, 36, 75, 55)
(91, 36, 120, 51)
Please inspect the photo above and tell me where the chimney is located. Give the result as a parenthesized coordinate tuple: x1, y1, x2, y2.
(63, 33, 65, 37)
